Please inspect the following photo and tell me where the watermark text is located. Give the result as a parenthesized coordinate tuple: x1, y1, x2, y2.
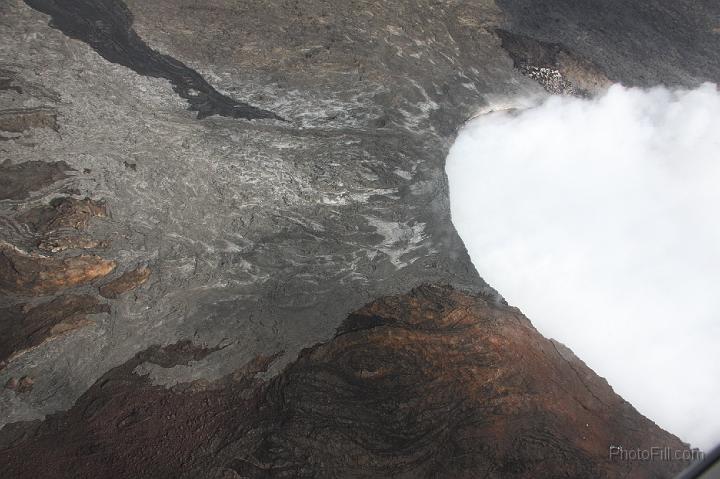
(609, 446, 704, 462)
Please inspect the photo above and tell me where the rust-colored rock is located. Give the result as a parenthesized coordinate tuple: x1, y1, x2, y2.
(0, 244, 116, 296)
(0, 295, 110, 363)
(0, 107, 57, 133)
(99, 266, 151, 299)
(0, 285, 691, 478)
(0, 160, 72, 201)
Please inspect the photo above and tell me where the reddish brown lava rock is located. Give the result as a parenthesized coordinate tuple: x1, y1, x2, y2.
(16, 196, 110, 252)
(19, 197, 107, 234)
(0, 285, 692, 478)
(99, 266, 151, 299)
(0, 244, 116, 296)
(16, 376, 34, 394)
(0, 294, 110, 363)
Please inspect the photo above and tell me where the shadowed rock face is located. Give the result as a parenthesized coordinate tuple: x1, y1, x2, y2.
(496, 0, 720, 86)
(495, 29, 611, 96)
(0, 286, 692, 478)
(1, 0, 718, 476)
(0, 294, 109, 364)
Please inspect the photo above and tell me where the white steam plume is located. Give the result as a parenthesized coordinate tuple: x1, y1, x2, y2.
(447, 83, 720, 450)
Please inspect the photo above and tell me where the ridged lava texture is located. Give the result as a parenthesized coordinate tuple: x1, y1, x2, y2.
(1, 0, 718, 477)
(0, 286, 692, 478)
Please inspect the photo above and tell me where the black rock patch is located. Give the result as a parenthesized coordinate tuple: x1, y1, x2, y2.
(25, 0, 284, 121)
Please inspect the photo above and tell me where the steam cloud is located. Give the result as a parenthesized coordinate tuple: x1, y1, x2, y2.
(447, 83, 720, 450)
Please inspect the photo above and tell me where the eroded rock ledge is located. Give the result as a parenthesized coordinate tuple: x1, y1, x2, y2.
(0, 285, 690, 478)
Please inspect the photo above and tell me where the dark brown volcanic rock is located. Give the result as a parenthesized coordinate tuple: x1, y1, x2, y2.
(4, 376, 34, 394)
(98, 265, 151, 298)
(0, 285, 691, 478)
(0, 160, 72, 201)
(18, 197, 107, 234)
(0, 244, 116, 296)
(17, 196, 110, 252)
(0, 294, 109, 363)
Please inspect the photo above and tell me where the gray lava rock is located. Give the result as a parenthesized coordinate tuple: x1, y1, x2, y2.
(0, 0, 717, 467)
